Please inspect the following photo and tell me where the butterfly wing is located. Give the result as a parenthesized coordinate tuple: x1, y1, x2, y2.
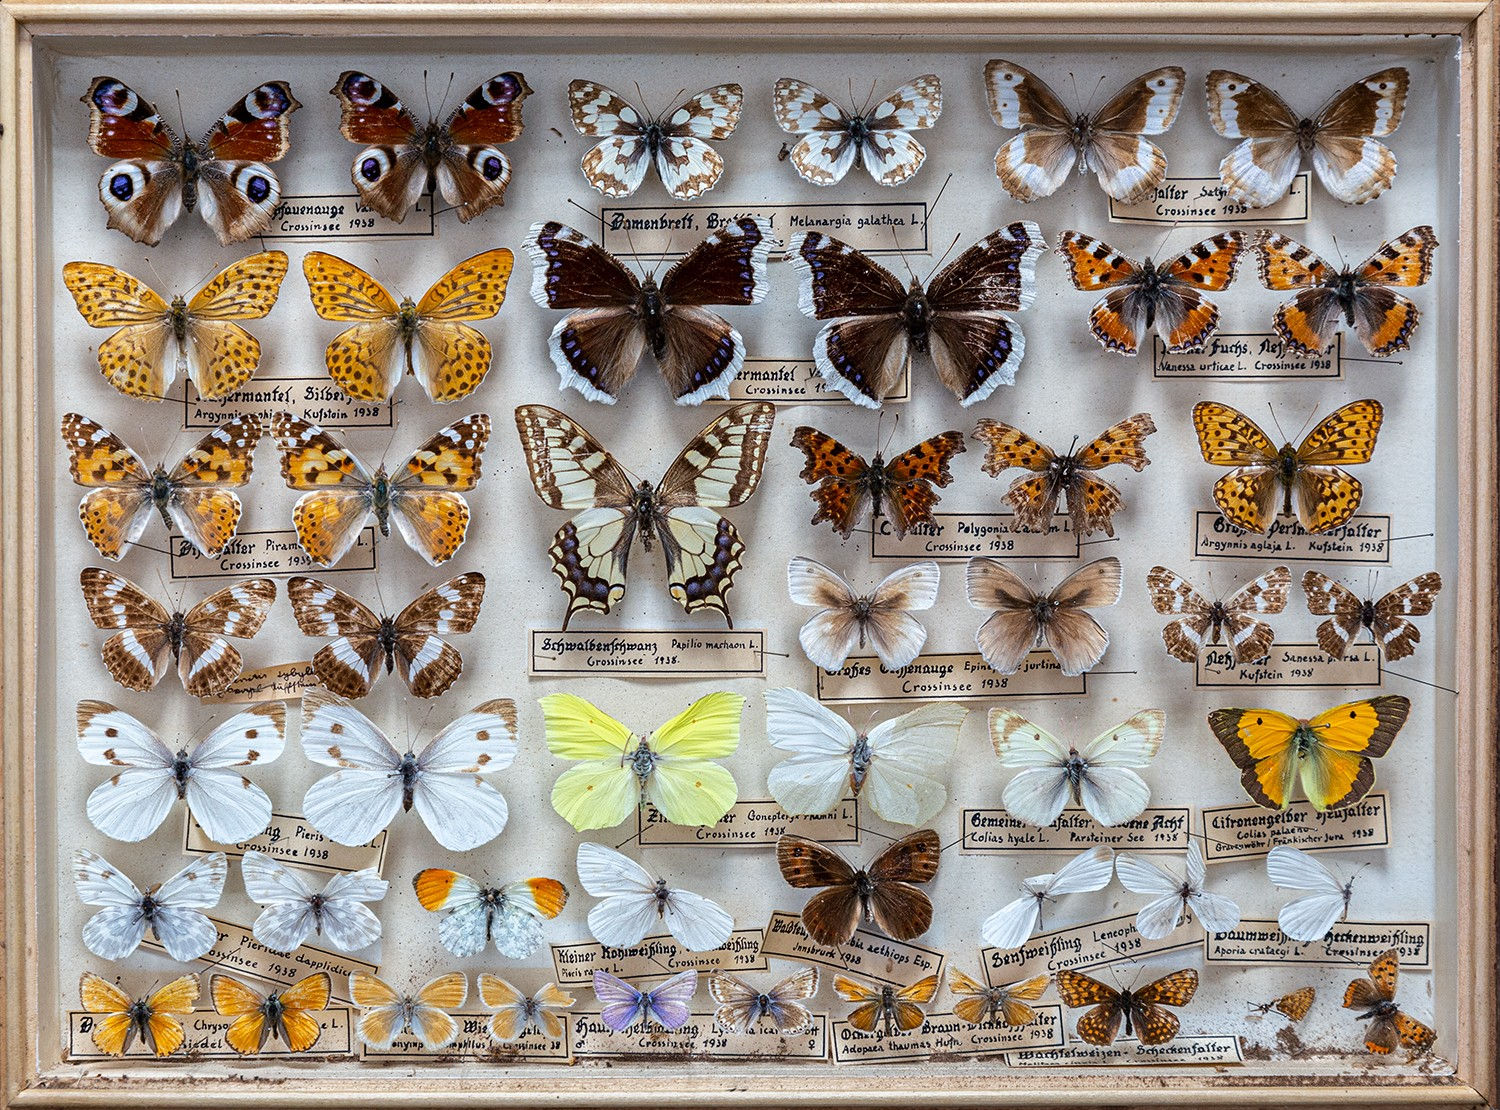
(652, 85, 743, 199)
(789, 427, 874, 538)
(386, 414, 490, 567)
(773, 79, 859, 185)
(1217, 565, 1293, 664)
(989, 707, 1075, 826)
(398, 248, 511, 402)
(1192, 401, 1282, 534)
(983, 61, 1078, 201)
(1055, 969, 1124, 1045)
(301, 251, 404, 401)
(409, 700, 517, 851)
(384, 571, 486, 698)
(177, 250, 289, 400)
(408, 973, 468, 1050)
(79, 568, 172, 691)
(242, 849, 319, 953)
(73, 849, 151, 959)
(881, 432, 967, 539)
(967, 557, 1043, 676)
(661, 887, 735, 952)
(330, 72, 429, 222)
(862, 702, 967, 826)
(62, 261, 177, 399)
(785, 232, 909, 407)
(61, 414, 158, 560)
(286, 576, 385, 698)
(765, 686, 859, 814)
(1063, 412, 1157, 536)
(1074, 710, 1164, 826)
(348, 972, 409, 1050)
(1153, 233, 1246, 352)
(78, 973, 138, 1056)
(539, 694, 640, 831)
(1116, 853, 1188, 938)
(162, 415, 262, 559)
(709, 972, 764, 1033)
(857, 75, 942, 186)
(1293, 399, 1382, 533)
(577, 841, 662, 949)
(271, 414, 376, 566)
(1040, 557, 1123, 675)
(1309, 68, 1408, 204)
(971, 419, 1061, 532)
(786, 558, 865, 672)
(568, 81, 654, 197)
(642, 970, 699, 1031)
(860, 561, 942, 671)
(84, 77, 186, 246)
(1298, 695, 1409, 811)
(1146, 566, 1216, 662)
(182, 702, 284, 843)
(490, 877, 568, 958)
(1348, 226, 1437, 356)
(1205, 70, 1304, 207)
(777, 835, 861, 945)
(593, 970, 648, 1032)
(644, 690, 744, 827)
(433, 73, 531, 221)
(76, 700, 178, 841)
(192, 83, 299, 245)
(139, 852, 228, 961)
(866, 828, 940, 940)
(1206, 707, 1304, 809)
(1370, 571, 1442, 661)
(175, 577, 276, 696)
(1302, 569, 1367, 660)
(1085, 67, 1186, 202)
(1267, 845, 1350, 941)
(1131, 969, 1199, 1045)
(1055, 232, 1153, 355)
(299, 689, 405, 844)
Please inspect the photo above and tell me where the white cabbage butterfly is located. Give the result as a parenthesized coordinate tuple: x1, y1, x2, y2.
(576, 842, 733, 952)
(1116, 840, 1240, 939)
(241, 850, 388, 954)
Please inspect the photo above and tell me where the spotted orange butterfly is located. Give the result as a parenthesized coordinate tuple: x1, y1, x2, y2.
(79, 971, 199, 1057)
(1249, 985, 1315, 1021)
(1055, 967, 1198, 1046)
(1256, 227, 1436, 357)
(63, 251, 289, 401)
(302, 249, 513, 404)
(1343, 949, 1436, 1054)
(1056, 231, 1247, 355)
(61, 413, 262, 559)
(791, 426, 965, 541)
(270, 413, 490, 567)
(973, 413, 1156, 537)
(211, 972, 331, 1055)
(1191, 399, 1382, 534)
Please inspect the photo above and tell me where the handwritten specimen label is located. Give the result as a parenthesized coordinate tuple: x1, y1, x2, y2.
(761, 912, 943, 987)
(550, 931, 766, 988)
(814, 652, 1084, 705)
(981, 914, 1200, 983)
(141, 917, 375, 1003)
(183, 378, 393, 430)
(1205, 920, 1431, 967)
(529, 630, 766, 678)
(1194, 643, 1382, 688)
(869, 513, 1079, 562)
(1200, 794, 1390, 862)
(261, 193, 435, 240)
(183, 811, 386, 875)
(829, 1007, 1064, 1064)
(68, 1007, 354, 1060)
(1009, 1035, 1244, 1066)
(169, 527, 376, 579)
(599, 202, 928, 256)
(638, 799, 860, 848)
(1108, 172, 1309, 225)
(360, 1013, 571, 1062)
(724, 358, 909, 405)
(960, 808, 1191, 854)
(569, 1012, 829, 1059)
(1152, 333, 1341, 380)
(1193, 512, 1391, 564)
(199, 660, 323, 704)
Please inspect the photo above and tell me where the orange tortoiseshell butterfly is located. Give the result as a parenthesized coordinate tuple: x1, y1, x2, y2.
(1055, 231, 1248, 356)
(1343, 949, 1436, 1054)
(1055, 967, 1198, 1046)
(790, 426, 965, 541)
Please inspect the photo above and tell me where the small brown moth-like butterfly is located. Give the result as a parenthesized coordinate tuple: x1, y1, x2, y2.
(287, 573, 486, 699)
(834, 973, 941, 1038)
(1055, 967, 1199, 1046)
(776, 829, 940, 946)
(1146, 565, 1292, 665)
(967, 556, 1123, 676)
(1248, 986, 1316, 1022)
(1343, 949, 1436, 1054)
(973, 413, 1156, 537)
(791, 426, 965, 541)
(948, 970, 1050, 1028)
(1302, 569, 1441, 662)
(81, 568, 276, 697)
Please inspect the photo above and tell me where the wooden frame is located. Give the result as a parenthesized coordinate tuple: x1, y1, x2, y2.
(0, 1, 1494, 1104)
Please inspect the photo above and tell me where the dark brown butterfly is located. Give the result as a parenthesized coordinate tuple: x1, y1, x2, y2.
(973, 413, 1156, 537)
(1302, 570, 1441, 662)
(287, 573, 485, 698)
(1147, 565, 1292, 665)
(1343, 949, 1436, 1054)
(1249, 985, 1315, 1021)
(790, 426, 965, 541)
(776, 829, 940, 946)
(1055, 967, 1198, 1046)
(524, 219, 774, 405)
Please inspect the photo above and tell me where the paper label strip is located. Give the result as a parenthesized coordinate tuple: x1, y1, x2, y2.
(1007, 1035, 1245, 1066)
(569, 1011, 829, 1059)
(169, 527, 376, 579)
(598, 201, 929, 257)
(638, 799, 860, 848)
(814, 651, 1084, 705)
(960, 808, 1192, 855)
(1193, 512, 1392, 564)
(724, 358, 909, 405)
(869, 513, 1079, 562)
(529, 630, 766, 678)
(980, 914, 1201, 983)
(760, 912, 944, 987)
(359, 1013, 571, 1062)
(1108, 172, 1309, 225)
(1193, 643, 1382, 688)
(183, 378, 393, 430)
(1200, 794, 1390, 862)
(198, 660, 324, 705)
(550, 930, 766, 988)
(261, 193, 435, 240)
(829, 1007, 1065, 1064)
(67, 1007, 354, 1060)
(182, 810, 387, 875)
(1205, 920, 1431, 967)
(1152, 333, 1342, 380)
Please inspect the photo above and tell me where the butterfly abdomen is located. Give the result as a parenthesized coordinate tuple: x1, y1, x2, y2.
(1278, 445, 1299, 516)
(378, 616, 399, 673)
(166, 611, 187, 659)
(171, 751, 193, 798)
(1334, 272, 1362, 326)
(903, 288, 933, 354)
(639, 282, 668, 360)
(372, 472, 392, 536)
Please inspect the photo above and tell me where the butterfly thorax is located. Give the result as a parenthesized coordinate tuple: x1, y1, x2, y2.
(138, 891, 160, 925)
(1332, 271, 1362, 325)
(1136, 261, 1167, 327)
(902, 285, 933, 354)
(1295, 118, 1322, 153)
(396, 298, 421, 343)
(377, 615, 400, 673)
(847, 114, 871, 147)
(1361, 999, 1399, 1021)
(637, 280, 669, 360)
(1291, 724, 1322, 762)
(151, 466, 175, 527)
(628, 739, 659, 785)
(168, 295, 191, 348)
(631, 481, 663, 551)
(371, 469, 393, 536)
(171, 749, 193, 798)
(1031, 597, 1060, 625)
(417, 121, 453, 173)
(398, 751, 420, 810)
(1062, 752, 1089, 801)
(641, 121, 665, 160)
(128, 998, 156, 1047)
(307, 892, 327, 929)
(1276, 444, 1300, 516)
(879, 985, 898, 1034)
(178, 141, 204, 211)
(165, 610, 188, 659)
(753, 992, 773, 1019)
(652, 878, 671, 914)
(1072, 116, 1097, 166)
(1118, 988, 1137, 1034)
(1360, 599, 1378, 631)
(854, 869, 876, 917)
(261, 994, 285, 1045)
(849, 734, 873, 793)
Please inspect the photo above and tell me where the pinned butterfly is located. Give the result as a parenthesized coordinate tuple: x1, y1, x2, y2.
(967, 556, 1123, 676)
(773, 74, 941, 187)
(569, 80, 742, 199)
(1302, 568, 1441, 662)
(1146, 564, 1292, 665)
(790, 425, 965, 541)
(787, 557, 940, 672)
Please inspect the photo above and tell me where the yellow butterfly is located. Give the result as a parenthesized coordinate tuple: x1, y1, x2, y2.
(79, 971, 199, 1057)
(303, 249, 513, 403)
(211, 972, 331, 1055)
(539, 691, 744, 830)
(63, 251, 289, 401)
(1207, 695, 1410, 811)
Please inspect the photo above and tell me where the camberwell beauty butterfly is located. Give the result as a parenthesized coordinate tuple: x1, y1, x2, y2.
(786, 223, 1045, 407)
(1206, 68, 1408, 207)
(331, 71, 530, 222)
(772, 75, 942, 187)
(984, 61, 1186, 202)
(83, 77, 299, 245)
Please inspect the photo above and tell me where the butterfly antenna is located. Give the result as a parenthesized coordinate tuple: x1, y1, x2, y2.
(861, 76, 879, 116)
(437, 72, 457, 121)
(1265, 403, 1290, 444)
(889, 225, 920, 284)
(1081, 72, 1109, 116)
(173, 89, 187, 140)
(925, 173, 954, 229)
(1330, 233, 1347, 270)
(1150, 220, 1181, 263)
(921, 233, 963, 288)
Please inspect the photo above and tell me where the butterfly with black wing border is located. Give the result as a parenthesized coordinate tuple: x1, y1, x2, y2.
(786, 223, 1046, 407)
(331, 71, 531, 223)
(83, 76, 300, 246)
(773, 74, 941, 187)
(568, 80, 743, 199)
(525, 219, 775, 406)
(1055, 967, 1199, 1046)
(1303, 569, 1441, 662)
(515, 402, 775, 630)
(790, 425, 966, 541)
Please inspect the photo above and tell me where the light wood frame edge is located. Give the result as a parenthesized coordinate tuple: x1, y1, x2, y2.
(0, 1, 1493, 1106)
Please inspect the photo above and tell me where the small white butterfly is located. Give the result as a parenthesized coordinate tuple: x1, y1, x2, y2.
(576, 842, 733, 952)
(788, 557, 940, 672)
(1266, 845, 1361, 941)
(773, 75, 942, 187)
(412, 869, 569, 959)
(72, 847, 227, 962)
(240, 850, 388, 954)
(1115, 841, 1240, 939)
(989, 707, 1164, 828)
(765, 687, 966, 826)
(299, 688, 517, 851)
(76, 700, 285, 843)
(980, 846, 1115, 950)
